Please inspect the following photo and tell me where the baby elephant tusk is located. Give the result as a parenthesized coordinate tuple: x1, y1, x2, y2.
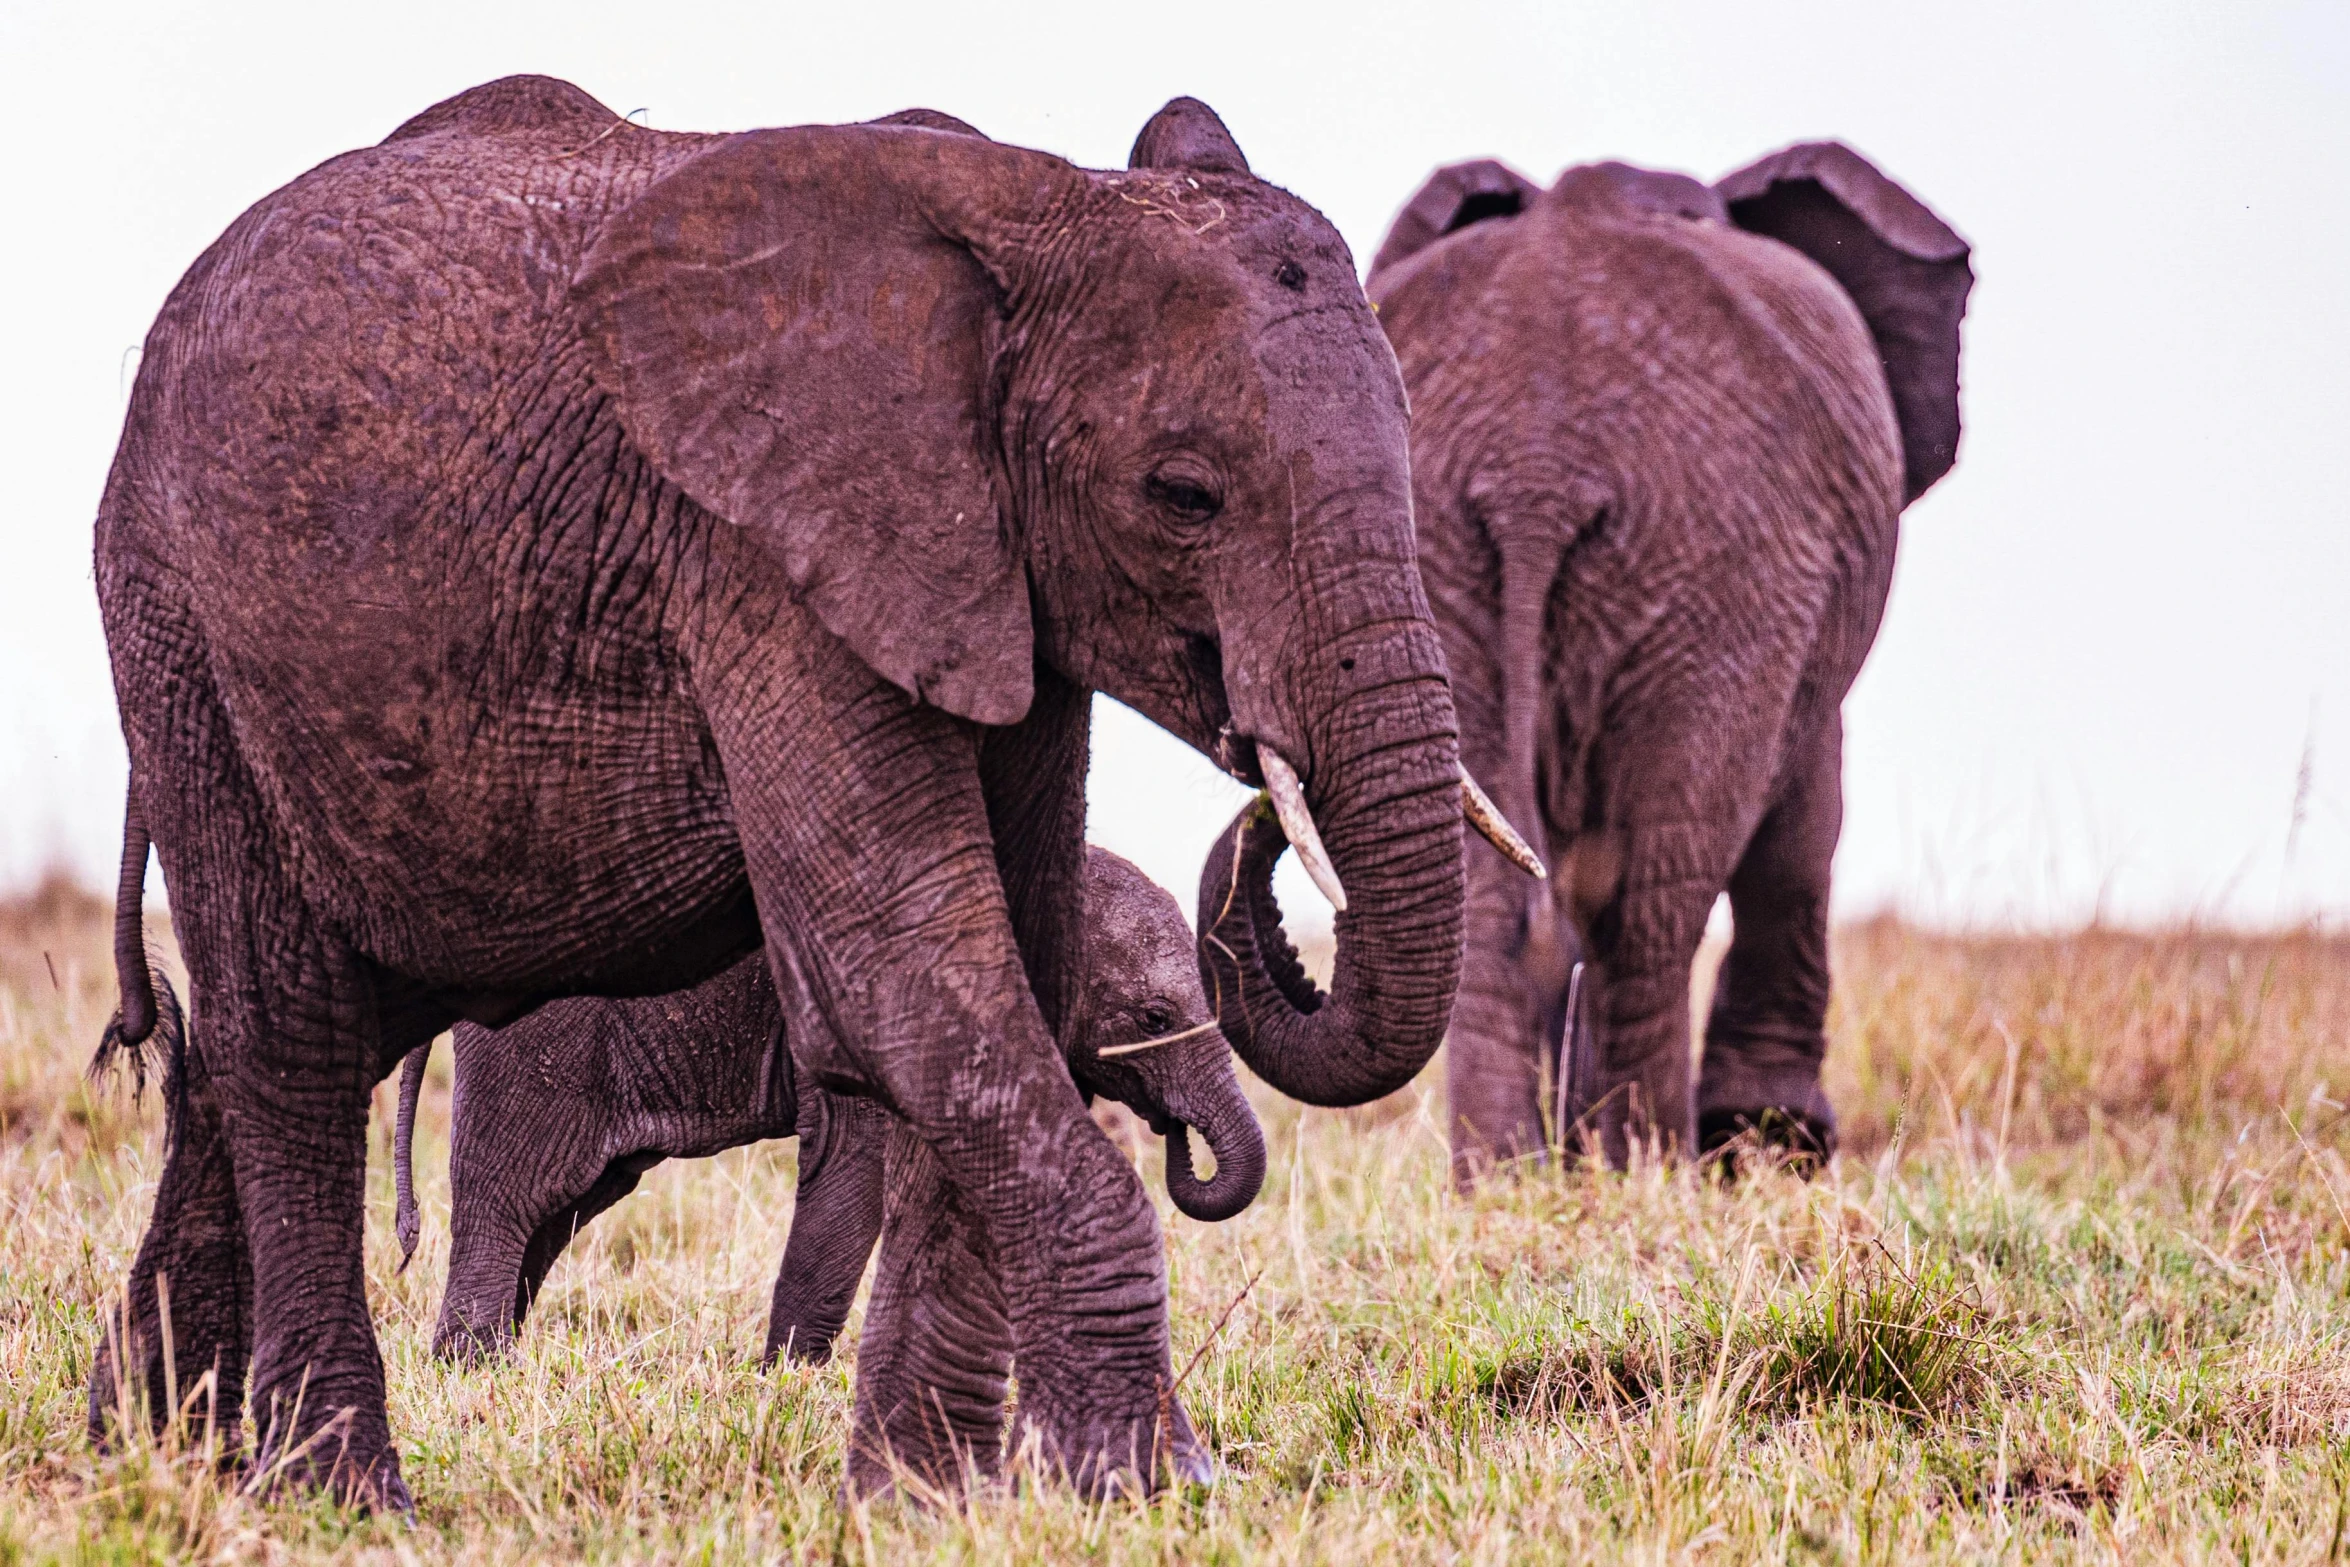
(1460, 766, 1547, 880)
(1259, 748, 1349, 914)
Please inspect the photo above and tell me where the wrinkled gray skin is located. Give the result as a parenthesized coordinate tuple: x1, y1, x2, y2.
(90, 79, 1466, 1508)
(1366, 147, 1971, 1176)
(393, 848, 1264, 1363)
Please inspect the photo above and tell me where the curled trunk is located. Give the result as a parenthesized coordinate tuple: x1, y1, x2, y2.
(1158, 1086, 1267, 1221)
(1198, 724, 1465, 1108)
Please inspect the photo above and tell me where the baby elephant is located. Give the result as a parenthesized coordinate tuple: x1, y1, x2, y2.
(393, 848, 1263, 1363)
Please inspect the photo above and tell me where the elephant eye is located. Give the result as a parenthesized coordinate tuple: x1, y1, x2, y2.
(1145, 465, 1223, 524)
(1139, 1001, 1176, 1034)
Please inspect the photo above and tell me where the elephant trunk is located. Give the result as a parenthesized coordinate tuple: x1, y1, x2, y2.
(1199, 656, 1466, 1108)
(1159, 1081, 1267, 1222)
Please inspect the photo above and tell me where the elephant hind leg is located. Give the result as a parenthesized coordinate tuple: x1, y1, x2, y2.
(202, 913, 406, 1508)
(1698, 713, 1842, 1172)
(104, 643, 405, 1505)
(87, 1022, 253, 1458)
(90, 585, 258, 1465)
(436, 1152, 646, 1360)
(512, 1157, 652, 1332)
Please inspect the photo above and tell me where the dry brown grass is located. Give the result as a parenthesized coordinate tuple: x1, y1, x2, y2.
(4, 887, 2350, 1562)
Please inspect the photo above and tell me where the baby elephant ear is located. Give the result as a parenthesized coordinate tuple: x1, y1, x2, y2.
(1717, 142, 1974, 504)
(1128, 97, 1250, 174)
(1369, 159, 1543, 281)
(575, 126, 1060, 725)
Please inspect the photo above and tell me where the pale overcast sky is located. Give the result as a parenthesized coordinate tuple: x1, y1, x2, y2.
(3, 0, 2344, 928)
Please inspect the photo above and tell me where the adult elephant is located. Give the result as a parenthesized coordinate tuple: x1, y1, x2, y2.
(90, 77, 1511, 1506)
(1360, 145, 1970, 1176)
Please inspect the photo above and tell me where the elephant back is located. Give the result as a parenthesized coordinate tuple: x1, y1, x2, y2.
(382, 75, 633, 146)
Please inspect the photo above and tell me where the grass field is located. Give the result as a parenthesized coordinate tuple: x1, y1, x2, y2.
(4, 876, 2350, 1562)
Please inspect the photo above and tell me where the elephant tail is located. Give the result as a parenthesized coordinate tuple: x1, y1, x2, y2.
(88, 789, 185, 1125)
(394, 1043, 431, 1272)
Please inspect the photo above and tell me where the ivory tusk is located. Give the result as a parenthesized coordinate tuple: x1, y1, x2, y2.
(1460, 766, 1547, 879)
(1259, 748, 1349, 914)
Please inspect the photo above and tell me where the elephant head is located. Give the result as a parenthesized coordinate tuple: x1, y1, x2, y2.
(1067, 848, 1265, 1221)
(575, 99, 1535, 1110)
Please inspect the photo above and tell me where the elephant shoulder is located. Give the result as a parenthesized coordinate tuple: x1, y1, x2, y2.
(382, 75, 623, 146)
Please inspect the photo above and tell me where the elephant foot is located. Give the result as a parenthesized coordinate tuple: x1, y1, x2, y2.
(844, 1408, 1003, 1501)
(86, 1298, 249, 1460)
(761, 1327, 838, 1368)
(270, 1448, 413, 1516)
(87, 1362, 245, 1462)
(1696, 1106, 1836, 1179)
(85, 1331, 163, 1449)
(237, 1389, 406, 1513)
(430, 1318, 515, 1365)
(1029, 1394, 1211, 1499)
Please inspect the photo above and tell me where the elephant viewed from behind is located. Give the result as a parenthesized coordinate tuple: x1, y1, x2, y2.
(1363, 143, 1971, 1175)
(391, 847, 1263, 1365)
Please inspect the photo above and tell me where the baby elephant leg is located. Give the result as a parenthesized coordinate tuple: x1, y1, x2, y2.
(435, 1083, 627, 1361)
(1699, 715, 1843, 1168)
(765, 1090, 890, 1365)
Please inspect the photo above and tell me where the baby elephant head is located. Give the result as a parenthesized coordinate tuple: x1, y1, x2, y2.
(1071, 848, 1266, 1222)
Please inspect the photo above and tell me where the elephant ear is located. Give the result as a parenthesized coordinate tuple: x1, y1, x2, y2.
(1128, 97, 1250, 174)
(1716, 141, 1973, 504)
(575, 126, 1073, 725)
(1369, 159, 1542, 281)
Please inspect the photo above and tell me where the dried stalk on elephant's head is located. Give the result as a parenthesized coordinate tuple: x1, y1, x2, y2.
(1095, 1019, 1223, 1059)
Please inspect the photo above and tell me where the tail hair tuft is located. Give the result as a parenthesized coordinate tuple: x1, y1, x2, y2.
(89, 949, 184, 1107)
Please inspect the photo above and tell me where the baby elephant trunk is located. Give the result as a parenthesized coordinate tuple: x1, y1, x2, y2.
(1159, 1085, 1267, 1223)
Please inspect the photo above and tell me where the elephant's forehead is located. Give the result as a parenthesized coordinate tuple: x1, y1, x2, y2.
(1094, 176, 1358, 294)
(1084, 868, 1203, 1004)
(1092, 891, 1187, 971)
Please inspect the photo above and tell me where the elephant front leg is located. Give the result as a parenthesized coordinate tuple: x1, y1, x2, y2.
(714, 677, 1194, 1496)
(843, 1118, 1009, 1493)
(1698, 715, 1842, 1168)
(832, 971, 1192, 1498)
(88, 1035, 253, 1459)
